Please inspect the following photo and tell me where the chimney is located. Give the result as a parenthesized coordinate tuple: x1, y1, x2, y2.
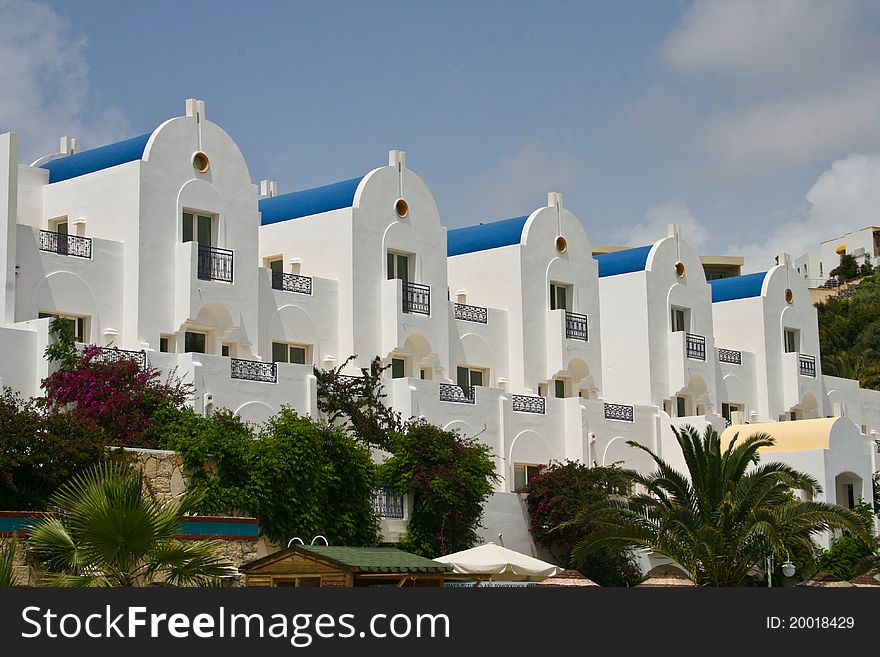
(60, 136, 78, 155)
(388, 150, 406, 170)
(547, 192, 563, 209)
(185, 98, 206, 122)
(259, 180, 277, 199)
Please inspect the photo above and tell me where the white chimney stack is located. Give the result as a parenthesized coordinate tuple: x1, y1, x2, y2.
(259, 180, 277, 198)
(185, 98, 206, 122)
(388, 150, 406, 170)
(60, 136, 78, 155)
(547, 192, 563, 209)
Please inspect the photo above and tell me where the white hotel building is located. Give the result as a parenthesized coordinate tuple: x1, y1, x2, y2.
(0, 101, 876, 551)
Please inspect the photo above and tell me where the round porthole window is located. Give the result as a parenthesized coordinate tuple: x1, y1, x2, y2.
(394, 198, 409, 219)
(785, 288, 794, 304)
(192, 151, 210, 173)
(674, 261, 686, 277)
(555, 235, 567, 254)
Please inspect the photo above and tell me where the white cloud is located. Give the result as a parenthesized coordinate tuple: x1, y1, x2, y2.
(641, 0, 880, 182)
(470, 139, 582, 220)
(0, 0, 129, 162)
(728, 152, 880, 272)
(613, 202, 709, 252)
(660, 0, 872, 90)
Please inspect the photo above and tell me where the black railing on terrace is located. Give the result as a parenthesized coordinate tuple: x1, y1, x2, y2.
(511, 394, 545, 414)
(439, 383, 475, 404)
(686, 333, 706, 361)
(402, 282, 430, 315)
(454, 303, 488, 324)
(272, 271, 312, 295)
(372, 487, 404, 519)
(565, 312, 588, 341)
(39, 230, 92, 259)
(717, 348, 742, 365)
(230, 358, 277, 383)
(93, 346, 147, 370)
(799, 353, 816, 377)
(197, 245, 233, 283)
(604, 402, 634, 422)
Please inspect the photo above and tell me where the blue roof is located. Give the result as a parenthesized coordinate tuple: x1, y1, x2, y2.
(40, 133, 152, 183)
(259, 177, 364, 225)
(447, 215, 529, 256)
(595, 245, 653, 277)
(708, 271, 768, 302)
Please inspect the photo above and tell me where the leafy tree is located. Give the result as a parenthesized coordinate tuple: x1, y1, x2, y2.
(26, 462, 232, 586)
(829, 252, 860, 282)
(161, 408, 380, 547)
(380, 421, 499, 557)
(43, 344, 191, 448)
(0, 389, 108, 511)
(814, 503, 877, 581)
(568, 424, 871, 586)
(524, 461, 642, 586)
(315, 355, 402, 450)
(0, 540, 17, 587)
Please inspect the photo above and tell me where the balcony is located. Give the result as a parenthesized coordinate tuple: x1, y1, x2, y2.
(717, 347, 742, 365)
(454, 302, 487, 324)
(230, 358, 277, 383)
(439, 383, 475, 404)
(511, 394, 545, 414)
(372, 487, 404, 519)
(604, 402, 634, 422)
(93, 346, 147, 370)
(686, 333, 706, 361)
(271, 271, 312, 295)
(197, 246, 233, 283)
(565, 312, 588, 341)
(799, 353, 816, 378)
(38, 230, 92, 259)
(402, 281, 430, 315)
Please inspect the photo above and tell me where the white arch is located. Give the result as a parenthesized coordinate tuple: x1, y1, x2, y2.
(508, 429, 551, 467)
(233, 400, 276, 426)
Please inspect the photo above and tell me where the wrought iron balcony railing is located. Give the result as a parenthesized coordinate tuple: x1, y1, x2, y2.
(565, 312, 588, 341)
(511, 394, 545, 414)
(439, 383, 475, 404)
(39, 230, 92, 259)
(372, 487, 404, 519)
(197, 245, 233, 283)
(686, 333, 706, 361)
(799, 353, 816, 377)
(717, 348, 742, 365)
(230, 358, 277, 383)
(402, 281, 430, 315)
(271, 270, 312, 295)
(454, 303, 488, 324)
(604, 402, 634, 422)
(93, 346, 147, 370)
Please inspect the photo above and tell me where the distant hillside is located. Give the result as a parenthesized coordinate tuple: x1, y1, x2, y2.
(816, 274, 880, 390)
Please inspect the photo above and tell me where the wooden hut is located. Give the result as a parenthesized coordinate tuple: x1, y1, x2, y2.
(241, 545, 452, 588)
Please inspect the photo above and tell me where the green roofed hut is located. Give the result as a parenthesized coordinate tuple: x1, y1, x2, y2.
(240, 545, 453, 588)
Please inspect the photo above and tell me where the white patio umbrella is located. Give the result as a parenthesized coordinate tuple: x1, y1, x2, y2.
(434, 542, 561, 581)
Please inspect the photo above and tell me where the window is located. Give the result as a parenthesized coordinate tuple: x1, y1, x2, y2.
(386, 251, 410, 283)
(159, 335, 173, 353)
(39, 312, 86, 342)
(419, 368, 429, 380)
(266, 257, 283, 274)
(457, 366, 484, 387)
(184, 331, 207, 354)
(182, 211, 213, 246)
(845, 483, 855, 509)
(391, 357, 406, 379)
(221, 343, 235, 357)
(549, 282, 569, 311)
(676, 396, 687, 418)
(784, 328, 799, 353)
(554, 379, 567, 399)
(721, 403, 741, 424)
(274, 577, 322, 588)
(513, 464, 543, 492)
(819, 262, 823, 277)
(671, 307, 688, 332)
(272, 341, 309, 365)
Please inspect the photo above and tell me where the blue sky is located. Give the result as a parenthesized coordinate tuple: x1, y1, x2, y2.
(3, 0, 880, 272)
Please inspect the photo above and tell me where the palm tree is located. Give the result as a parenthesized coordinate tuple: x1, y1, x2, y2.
(0, 540, 17, 587)
(822, 351, 880, 390)
(27, 462, 233, 587)
(569, 424, 871, 586)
